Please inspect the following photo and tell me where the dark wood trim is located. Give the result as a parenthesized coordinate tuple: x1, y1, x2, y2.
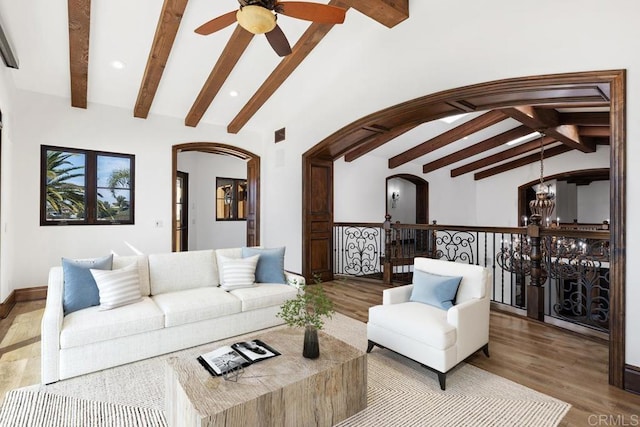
(302, 69, 626, 388)
(608, 69, 626, 388)
(171, 143, 261, 252)
(625, 365, 640, 395)
(0, 291, 15, 319)
(15, 286, 47, 302)
(0, 286, 47, 319)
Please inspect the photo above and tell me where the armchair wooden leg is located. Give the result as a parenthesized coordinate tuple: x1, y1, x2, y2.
(437, 372, 446, 390)
(482, 343, 490, 357)
(366, 340, 375, 353)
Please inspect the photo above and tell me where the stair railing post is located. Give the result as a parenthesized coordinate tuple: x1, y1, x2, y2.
(383, 214, 392, 284)
(527, 214, 546, 321)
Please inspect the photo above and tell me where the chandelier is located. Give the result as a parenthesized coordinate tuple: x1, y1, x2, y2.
(529, 132, 555, 224)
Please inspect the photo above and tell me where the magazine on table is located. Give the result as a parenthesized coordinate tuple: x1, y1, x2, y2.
(197, 339, 280, 376)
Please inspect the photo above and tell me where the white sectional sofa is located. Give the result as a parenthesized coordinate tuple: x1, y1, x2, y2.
(41, 247, 303, 384)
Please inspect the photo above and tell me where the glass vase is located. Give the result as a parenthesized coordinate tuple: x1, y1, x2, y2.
(303, 325, 320, 359)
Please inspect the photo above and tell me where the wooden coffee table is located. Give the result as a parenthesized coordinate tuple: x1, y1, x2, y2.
(165, 328, 367, 427)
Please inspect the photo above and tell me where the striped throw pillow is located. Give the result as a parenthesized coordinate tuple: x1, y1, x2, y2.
(218, 254, 259, 291)
(90, 263, 142, 310)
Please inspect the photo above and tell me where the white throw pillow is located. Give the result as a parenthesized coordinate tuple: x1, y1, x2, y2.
(218, 254, 259, 291)
(90, 263, 142, 310)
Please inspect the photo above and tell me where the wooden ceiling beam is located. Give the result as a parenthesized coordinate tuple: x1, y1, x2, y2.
(559, 111, 609, 126)
(227, 0, 351, 134)
(422, 125, 532, 174)
(345, 0, 409, 28)
(68, 0, 91, 109)
(451, 136, 557, 178)
(185, 26, 254, 127)
(451, 135, 557, 177)
(388, 110, 506, 169)
(502, 106, 595, 153)
(134, 0, 189, 119)
(579, 126, 610, 137)
(474, 145, 573, 181)
(344, 123, 418, 162)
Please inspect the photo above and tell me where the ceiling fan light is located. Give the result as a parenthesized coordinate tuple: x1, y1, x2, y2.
(237, 6, 277, 34)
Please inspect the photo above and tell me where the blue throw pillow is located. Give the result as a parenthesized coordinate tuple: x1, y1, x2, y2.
(62, 255, 113, 315)
(409, 269, 462, 310)
(241, 247, 286, 284)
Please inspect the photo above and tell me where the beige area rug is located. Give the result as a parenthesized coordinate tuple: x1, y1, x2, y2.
(1, 313, 570, 426)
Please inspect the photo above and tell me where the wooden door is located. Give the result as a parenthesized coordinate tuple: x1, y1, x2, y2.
(302, 157, 333, 281)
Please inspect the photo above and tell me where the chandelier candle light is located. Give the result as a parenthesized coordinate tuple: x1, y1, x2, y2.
(529, 132, 555, 224)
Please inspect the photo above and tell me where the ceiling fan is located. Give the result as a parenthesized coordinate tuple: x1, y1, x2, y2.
(195, 0, 347, 57)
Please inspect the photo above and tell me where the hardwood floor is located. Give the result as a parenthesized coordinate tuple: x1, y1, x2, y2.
(1, 281, 639, 426)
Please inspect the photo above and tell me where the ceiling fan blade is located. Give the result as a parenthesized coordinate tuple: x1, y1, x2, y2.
(275, 2, 346, 24)
(265, 24, 292, 57)
(195, 10, 238, 35)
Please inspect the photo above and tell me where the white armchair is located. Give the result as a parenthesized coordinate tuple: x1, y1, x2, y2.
(366, 258, 491, 390)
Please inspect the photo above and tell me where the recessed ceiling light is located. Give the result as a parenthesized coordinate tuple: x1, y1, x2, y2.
(110, 60, 125, 70)
(229, 90, 239, 97)
(506, 131, 542, 146)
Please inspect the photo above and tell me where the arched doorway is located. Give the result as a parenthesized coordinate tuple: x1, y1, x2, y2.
(385, 174, 429, 224)
(302, 70, 625, 388)
(172, 142, 260, 251)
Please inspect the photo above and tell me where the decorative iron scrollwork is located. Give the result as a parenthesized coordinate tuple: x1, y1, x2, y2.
(342, 226, 381, 276)
(433, 231, 476, 264)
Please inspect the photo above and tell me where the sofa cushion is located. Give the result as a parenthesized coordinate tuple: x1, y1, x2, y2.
(215, 247, 243, 284)
(241, 247, 286, 284)
(148, 250, 218, 295)
(60, 297, 164, 349)
(151, 287, 242, 327)
(230, 284, 298, 311)
(91, 263, 142, 310)
(413, 258, 487, 304)
(368, 302, 456, 351)
(113, 254, 150, 296)
(62, 254, 113, 315)
(218, 254, 259, 291)
(410, 270, 462, 310)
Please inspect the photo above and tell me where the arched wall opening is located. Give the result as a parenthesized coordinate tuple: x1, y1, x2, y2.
(301, 70, 625, 388)
(172, 142, 261, 251)
(385, 174, 429, 224)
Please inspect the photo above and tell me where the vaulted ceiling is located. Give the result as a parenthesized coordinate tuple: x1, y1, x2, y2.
(1, 0, 611, 179)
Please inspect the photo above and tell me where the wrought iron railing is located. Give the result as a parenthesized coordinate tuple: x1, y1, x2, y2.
(332, 220, 610, 334)
(333, 223, 384, 277)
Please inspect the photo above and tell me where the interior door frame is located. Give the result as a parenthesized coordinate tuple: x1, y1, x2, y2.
(176, 170, 189, 251)
(172, 142, 260, 250)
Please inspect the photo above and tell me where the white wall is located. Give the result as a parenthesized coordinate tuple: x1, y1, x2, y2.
(177, 151, 247, 250)
(578, 181, 610, 224)
(555, 180, 578, 224)
(0, 89, 264, 295)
